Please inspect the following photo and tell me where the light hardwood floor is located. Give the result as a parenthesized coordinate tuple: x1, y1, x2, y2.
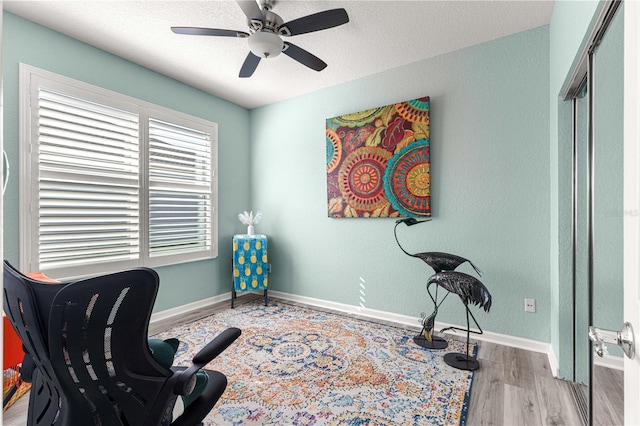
(470, 341, 582, 425)
(3, 295, 623, 425)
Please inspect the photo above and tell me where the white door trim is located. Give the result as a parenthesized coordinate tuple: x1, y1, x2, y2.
(623, 0, 640, 423)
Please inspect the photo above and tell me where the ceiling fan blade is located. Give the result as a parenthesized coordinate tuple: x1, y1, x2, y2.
(236, 0, 263, 22)
(171, 27, 249, 38)
(282, 42, 327, 72)
(239, 52, 261, 78)
(278, 8, 349, 36)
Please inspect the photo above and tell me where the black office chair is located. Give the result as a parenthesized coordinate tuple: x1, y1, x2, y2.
(3, 261, 241, 426)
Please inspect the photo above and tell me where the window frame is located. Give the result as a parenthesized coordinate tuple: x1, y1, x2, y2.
(19, 64, 218, 278)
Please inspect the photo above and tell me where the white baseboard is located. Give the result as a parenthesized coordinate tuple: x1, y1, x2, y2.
(150, 292, 232, 324)
(547, 345, 559, 377)
(594, 354, 624, 371)
(150, 290, 563, 376)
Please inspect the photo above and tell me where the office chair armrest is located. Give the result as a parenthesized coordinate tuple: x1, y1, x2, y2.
(192, 327, 241, 367)
(174, 364, 201, 396)
(173, 327, 241, 396)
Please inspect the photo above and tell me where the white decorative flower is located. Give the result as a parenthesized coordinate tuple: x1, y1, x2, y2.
(238, 210, 262, 226)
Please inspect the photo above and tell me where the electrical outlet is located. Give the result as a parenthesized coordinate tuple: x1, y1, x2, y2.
(524, 298, 536, 313)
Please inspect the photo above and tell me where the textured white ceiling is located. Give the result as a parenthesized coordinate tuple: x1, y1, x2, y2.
(4, 0, 554, 109)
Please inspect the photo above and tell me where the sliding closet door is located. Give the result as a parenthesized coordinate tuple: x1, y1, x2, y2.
(563, 2, 626, 424)
(590, 4, 624, 424)
(574, 88, 589, 387)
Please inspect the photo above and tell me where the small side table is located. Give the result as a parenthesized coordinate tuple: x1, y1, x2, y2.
(232, 234, 269, 307)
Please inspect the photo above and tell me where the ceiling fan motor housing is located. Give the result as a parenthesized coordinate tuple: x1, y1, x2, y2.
(248, 8, 283, 32)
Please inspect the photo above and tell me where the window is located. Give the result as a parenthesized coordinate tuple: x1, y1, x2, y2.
(19, 65, 218, 278)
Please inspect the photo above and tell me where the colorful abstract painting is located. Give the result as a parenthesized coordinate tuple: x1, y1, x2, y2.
(326, 96, 431, 218)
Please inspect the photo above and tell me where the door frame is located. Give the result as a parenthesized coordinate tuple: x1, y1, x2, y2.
(623, 0, 640, 422)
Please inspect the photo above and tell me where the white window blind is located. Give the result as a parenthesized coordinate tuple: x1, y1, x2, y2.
(20, 65, 218, 278)
(38, 88, 140, 270)
(148, 118, 213, 257)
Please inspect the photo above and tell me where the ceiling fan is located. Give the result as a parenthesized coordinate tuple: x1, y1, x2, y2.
(171, 0, 349, 78)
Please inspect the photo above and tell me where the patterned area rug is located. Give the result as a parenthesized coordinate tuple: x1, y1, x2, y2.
(154, 301, 476, 425)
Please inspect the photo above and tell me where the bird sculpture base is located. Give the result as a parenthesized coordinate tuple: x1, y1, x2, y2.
(443, 352, 479, 371)
(413, 335, 448, 350)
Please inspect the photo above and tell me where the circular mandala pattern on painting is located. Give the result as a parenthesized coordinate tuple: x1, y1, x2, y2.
(331, 106, 388, 128)
(338, 147, 392, 212)
(326, 129, 342, 173)
(395, 97, 430, 123)
(384, 140, 431, 216)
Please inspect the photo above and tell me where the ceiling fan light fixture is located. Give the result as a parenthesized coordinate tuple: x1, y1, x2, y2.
(248, 31, 283, 58)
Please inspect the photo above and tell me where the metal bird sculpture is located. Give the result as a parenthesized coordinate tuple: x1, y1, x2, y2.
(393, 218, 482, 276)
(428, 271, 492, 313)
(420, 310, 437, 341)
(427, 270, 492, 371)
(394, 217, 483, 349)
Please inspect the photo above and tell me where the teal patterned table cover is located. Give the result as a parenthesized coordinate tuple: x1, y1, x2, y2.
(233, 234, 268, 292)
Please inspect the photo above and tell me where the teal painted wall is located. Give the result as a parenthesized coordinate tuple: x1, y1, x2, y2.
(250, 26, 551, 341)
(2, 12, 252, 311)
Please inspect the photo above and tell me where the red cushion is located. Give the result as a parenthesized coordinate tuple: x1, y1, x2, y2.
(3, 271, 59, 368)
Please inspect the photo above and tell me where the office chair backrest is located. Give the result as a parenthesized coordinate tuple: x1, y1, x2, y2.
(3, 261, 177, 426)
